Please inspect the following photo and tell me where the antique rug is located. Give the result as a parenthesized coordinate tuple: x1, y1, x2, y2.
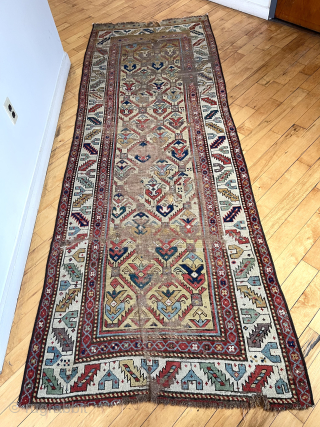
(19, 15, 313, 411)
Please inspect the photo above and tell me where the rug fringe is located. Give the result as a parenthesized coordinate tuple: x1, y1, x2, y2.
(92, 14, 210, 30)
(18, 392, 311, 412)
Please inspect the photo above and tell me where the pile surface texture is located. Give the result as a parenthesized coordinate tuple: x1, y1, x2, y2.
(19, 15, 313, 411)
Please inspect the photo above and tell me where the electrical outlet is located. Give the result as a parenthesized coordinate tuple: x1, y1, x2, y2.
(4, 97, 18, 124)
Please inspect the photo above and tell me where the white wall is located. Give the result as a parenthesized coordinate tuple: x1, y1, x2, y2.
(210, 0, 275, 20)
(0, 0, 70, 370)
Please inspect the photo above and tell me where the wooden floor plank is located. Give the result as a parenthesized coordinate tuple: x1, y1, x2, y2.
(273, 212, 320, 283)
(108, 404, 157, 427)
(304, 238, 320, 271)
(205, 408, 247, 426)
(281, 261, 318, 309)
(267, 187, 320, 260)
(248, 124, 305, 183)
(238, 408, 277, 427)
(290, 272, 320, 337)
(240, 88, 308, 152)
(247, 81, 283, 110)
(262, 159, 320, 239)
(271, 411, 303, 427)
(309, 310, 320, 335)
(255, 161, 309, 218)
(237, 98, 281, 136)
(271, 92, 320, 135)
(76, 405, 123, 427)
(140, 404, 185, 427)
(171, 406, 215, 427)
(299, 327, 320, 367)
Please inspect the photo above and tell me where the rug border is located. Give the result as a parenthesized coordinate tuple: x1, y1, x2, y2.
(17, 24, 97, 409)
(203, 15, 314, 408)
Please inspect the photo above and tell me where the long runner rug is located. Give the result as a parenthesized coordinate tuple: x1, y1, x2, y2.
(19, 15, 313, 411)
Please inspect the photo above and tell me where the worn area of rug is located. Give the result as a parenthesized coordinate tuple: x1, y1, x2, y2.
(19, 15, 313, 411)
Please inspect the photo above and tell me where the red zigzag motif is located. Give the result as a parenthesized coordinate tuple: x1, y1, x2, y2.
(70, 364, 100, 392)
(242, 365, 273, 393)
(79, 159, 96, 171)
(226, 229, 249, 244)
(156, 361, 181, 388)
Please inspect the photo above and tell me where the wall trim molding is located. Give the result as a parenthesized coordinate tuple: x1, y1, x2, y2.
(269, 0, 278, 19)
(0, 52, 70, 372)
(209, 0, 270, 20)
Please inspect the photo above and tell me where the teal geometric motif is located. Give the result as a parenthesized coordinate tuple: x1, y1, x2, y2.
(63, 263, 82, 281)
(62, 310, 79, 328)
(200, 363, 234, 391)
(42, 368, 63, 395)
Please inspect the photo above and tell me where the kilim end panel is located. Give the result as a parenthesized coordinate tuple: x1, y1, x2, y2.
(18, 15, 313, 411)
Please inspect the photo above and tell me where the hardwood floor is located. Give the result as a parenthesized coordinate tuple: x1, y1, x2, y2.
(1, 1, 320, 426)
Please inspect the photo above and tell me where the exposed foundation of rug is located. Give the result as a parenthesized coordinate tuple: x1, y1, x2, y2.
(19, 15, 313, 411)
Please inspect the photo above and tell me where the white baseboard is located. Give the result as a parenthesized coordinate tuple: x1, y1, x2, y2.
(209, 0, 270, 20)
(0, 51, 71, 372)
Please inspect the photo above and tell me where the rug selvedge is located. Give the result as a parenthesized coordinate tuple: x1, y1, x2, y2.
(18, 15, 313, 410)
